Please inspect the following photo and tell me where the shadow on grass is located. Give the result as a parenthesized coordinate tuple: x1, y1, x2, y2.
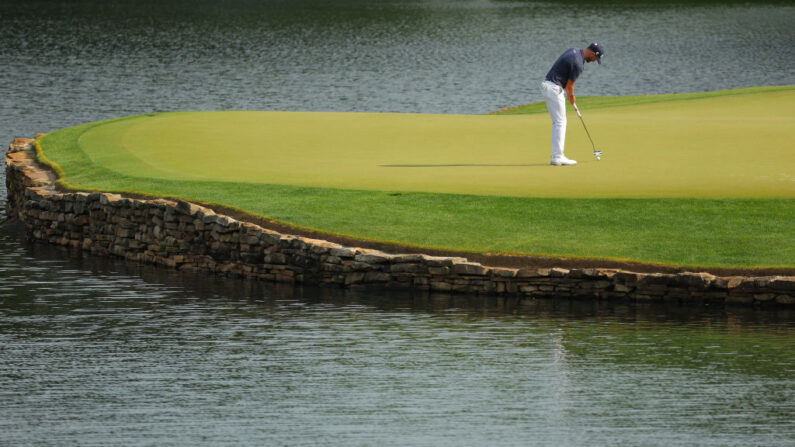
(380, 163, 549, 168)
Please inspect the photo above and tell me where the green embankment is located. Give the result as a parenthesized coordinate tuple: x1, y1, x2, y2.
(37, 86, 795, 268)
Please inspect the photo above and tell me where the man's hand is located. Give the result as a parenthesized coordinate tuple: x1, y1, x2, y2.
(565, 80, 576, 105)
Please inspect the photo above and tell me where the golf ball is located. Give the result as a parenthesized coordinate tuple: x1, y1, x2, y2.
(596, 156, 601, 161)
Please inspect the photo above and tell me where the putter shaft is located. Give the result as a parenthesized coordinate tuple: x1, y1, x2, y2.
(574, 105, 602, 156)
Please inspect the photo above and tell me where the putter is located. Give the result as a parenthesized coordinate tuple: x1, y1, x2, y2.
(573, 104, 602, 160)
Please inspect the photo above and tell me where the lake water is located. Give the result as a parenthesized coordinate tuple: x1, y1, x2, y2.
(2, 1, 794, 445)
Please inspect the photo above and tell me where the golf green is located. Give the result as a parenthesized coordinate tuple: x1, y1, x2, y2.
(37, 86, 795, 268)
(72, 87, 794, 198)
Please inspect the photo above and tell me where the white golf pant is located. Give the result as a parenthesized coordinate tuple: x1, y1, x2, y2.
(540, 80, 566, 159)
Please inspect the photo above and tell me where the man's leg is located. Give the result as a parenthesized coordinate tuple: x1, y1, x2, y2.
(541, 81, 567, 160)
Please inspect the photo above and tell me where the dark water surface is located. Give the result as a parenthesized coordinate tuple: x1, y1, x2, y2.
(2, 236, 794, 445)
(2, 1, 795, 445)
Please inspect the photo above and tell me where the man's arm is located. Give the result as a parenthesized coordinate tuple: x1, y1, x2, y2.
(565, 80, 576, 105)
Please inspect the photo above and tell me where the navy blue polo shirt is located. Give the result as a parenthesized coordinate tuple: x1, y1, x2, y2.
(545, 48, 585, 88)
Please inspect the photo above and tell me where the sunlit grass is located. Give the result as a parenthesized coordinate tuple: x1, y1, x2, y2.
(37, 87, 795, 268)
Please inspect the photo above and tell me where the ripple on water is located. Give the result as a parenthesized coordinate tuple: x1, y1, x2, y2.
(0, 237, 793, 445)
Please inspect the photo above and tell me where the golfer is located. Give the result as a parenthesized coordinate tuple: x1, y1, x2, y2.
(541, 43, 604, 166)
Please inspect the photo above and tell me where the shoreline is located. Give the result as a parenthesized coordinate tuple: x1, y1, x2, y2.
(161, 201, 794, 277)
(6, 137, 794, 306)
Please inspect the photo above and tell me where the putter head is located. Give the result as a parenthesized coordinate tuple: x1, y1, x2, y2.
(593, 150, 603, 156)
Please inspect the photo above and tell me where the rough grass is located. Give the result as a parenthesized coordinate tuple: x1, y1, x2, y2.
(492, 85, 795, 115)
(36, 87, 795, 269)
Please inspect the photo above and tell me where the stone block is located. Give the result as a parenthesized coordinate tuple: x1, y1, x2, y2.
(393, 254, 425, 263)
(613, 283, 633, 293)
(771, 277, 795, 292)
(239, 221, 260, 233)
(323, 255, 342, 265)
(355, 252, 394, 264)
(25, 169, 57, 186)
(637, 273, 675, 287)
(568, 268, 601, 279)
(27, 186, 55, 199)
(775, 295, 795, 305)
(117, 218, 135, 229)
(260, 232, 281, 246)
(115, 228, 132, 238)
(351, 262, 374, 271)
(516, 268, 547, 278)
(453, 262, 489, 276)
(345, 272, 366, 285)
(753, 276, 778, 288)
(712, 276, 744, 290)
(99, 193, 122, 205)
(391, 263, 427, 274)
(196, 208, 216, 220)
(10, 137, 34, 151)
(214, 223, 234, 235)
(423, 255, 466, 267)
(738, 278, 760, 291)
(242, 235, 259, 245)
(364, 272, 391, 283)
(322, 263, 345, 272)
(675, 272, 715, 289)
(614, 271, 643, 284)
(310, 243, 336, 256)
(202, 213, 221, 225)
(428, 266, 450, 275)
(72, 200, 87, 215)
(591, 280, 611, 289)
(330, 247, 357, 258)
(491, 267, 518, 278)
(176, 200, 203, 216)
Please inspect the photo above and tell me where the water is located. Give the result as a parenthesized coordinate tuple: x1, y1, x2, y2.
(2, 1, 795, 444)
(2, 242, 794, 445)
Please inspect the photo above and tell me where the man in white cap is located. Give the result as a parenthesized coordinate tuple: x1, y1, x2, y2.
(541, 43, 604, 166)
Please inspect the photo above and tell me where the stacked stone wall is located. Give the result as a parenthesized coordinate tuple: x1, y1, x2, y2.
(5, 138, 794, 305)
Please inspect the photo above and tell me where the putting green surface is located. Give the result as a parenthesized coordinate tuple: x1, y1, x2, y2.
(37, 86, 795, 268)
(74, 86, 795, 198)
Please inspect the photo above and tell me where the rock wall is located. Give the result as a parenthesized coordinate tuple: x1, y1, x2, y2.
(5, 138, 795, 305)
